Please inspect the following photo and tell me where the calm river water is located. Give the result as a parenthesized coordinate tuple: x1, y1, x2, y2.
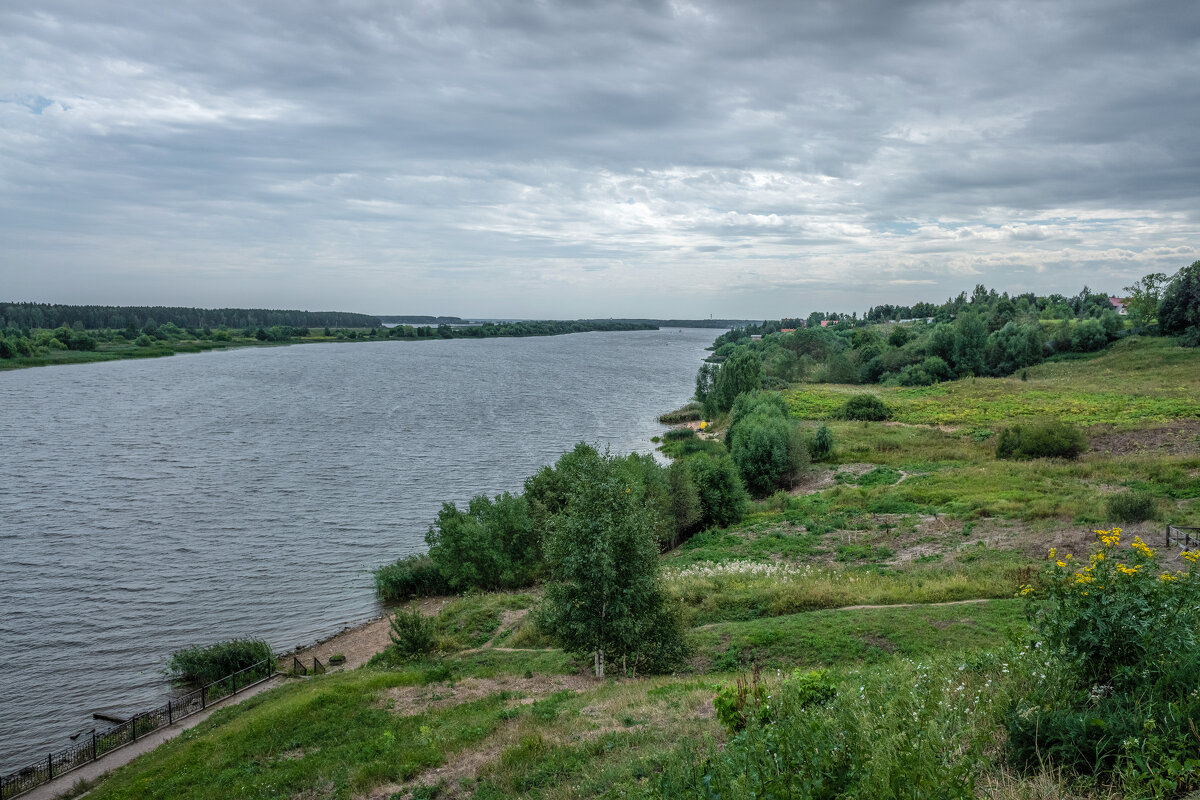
(0, 327, 716, 771)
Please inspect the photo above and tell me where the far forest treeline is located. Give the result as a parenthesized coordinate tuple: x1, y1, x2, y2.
(0, 303, 381, 331)
(696, 263, 1200, 415)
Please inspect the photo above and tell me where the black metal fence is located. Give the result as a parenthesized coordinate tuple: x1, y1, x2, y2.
(1166, 524, 1200, 550)
(0, 658, 275, 800)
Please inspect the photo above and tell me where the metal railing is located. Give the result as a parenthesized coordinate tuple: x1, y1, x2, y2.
(1166, 524, 1200, 550)
(0, 658, 275, 800)
(289, 655, 326, 677)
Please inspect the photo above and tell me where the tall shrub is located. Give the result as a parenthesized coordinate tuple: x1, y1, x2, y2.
(425, 491, 539, 591)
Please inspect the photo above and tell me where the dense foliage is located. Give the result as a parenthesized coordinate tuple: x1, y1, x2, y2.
(165, 638, 273, 685)
(538, 446, 686, 676)
(692, 274, 1194, 394)
(374, 555, 450, 602)
(0, 302, 379, 330)
(1009, 532, 1200, 795)
(1158, 260, 1200, 341)
(425, 492, 540, 591)
(995, 420, 1087, 460)
(837, 393, 892, 421)
(726, 392, 809, 496)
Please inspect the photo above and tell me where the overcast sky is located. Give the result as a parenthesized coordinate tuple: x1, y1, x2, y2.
(1, 1, 1197, 319)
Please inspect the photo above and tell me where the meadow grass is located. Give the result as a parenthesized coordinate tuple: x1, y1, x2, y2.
(663, 559, 1021, 626)
(686, 598, 1026, 671)
(83, 668, 514, 800)
(786, 337, 1200, 426)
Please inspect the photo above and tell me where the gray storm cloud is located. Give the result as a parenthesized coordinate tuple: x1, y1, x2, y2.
(1, 0, 1197, 317)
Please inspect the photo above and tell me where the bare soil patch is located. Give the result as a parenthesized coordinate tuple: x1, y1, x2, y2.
(928, 617, 977, 630)
(288, 598, 456, 672)
(862, 634, 896, 653)
(1088, 421, 1200, 457)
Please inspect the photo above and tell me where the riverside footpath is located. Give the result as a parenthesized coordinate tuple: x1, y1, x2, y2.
(19, 676, 282, 800)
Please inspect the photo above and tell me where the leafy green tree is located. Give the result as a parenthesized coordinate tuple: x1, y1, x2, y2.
(985, 322, 1044, 376)
(927, 323, 957, 364)
(694, 362, 717, 405)
(887, 326, 911, 347)
(539, 448, 684, 677)
(1070, 318, 1106, 352)
(1158, 260, 1200, 336)
(952, 312, 987, 376)
(687, 451, 749, 529)
(704, 349, 762, 417)
(666, 459, 702, 546)
(425, 492, 539, 591)
(524, 442, 604, 531)
(1123, 271, 1168, 327)
(729, 410, 793, 496)
(726, 391, 808, 496)
(620, 452, 676, 549)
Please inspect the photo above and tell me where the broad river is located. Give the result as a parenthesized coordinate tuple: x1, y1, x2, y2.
(0, 327, 716, 771)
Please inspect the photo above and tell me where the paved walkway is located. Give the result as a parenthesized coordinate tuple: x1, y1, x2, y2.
(20, 676, 284, 800)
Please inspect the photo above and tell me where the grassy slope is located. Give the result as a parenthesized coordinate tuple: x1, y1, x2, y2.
(786, 336, 1200, 426)
(70, 337, 1200, 799)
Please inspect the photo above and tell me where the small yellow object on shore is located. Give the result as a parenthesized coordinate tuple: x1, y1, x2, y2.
(699, 420, 708, 429)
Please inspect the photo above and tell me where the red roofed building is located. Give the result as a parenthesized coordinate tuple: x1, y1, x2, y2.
(1108, 297, 1128, 316)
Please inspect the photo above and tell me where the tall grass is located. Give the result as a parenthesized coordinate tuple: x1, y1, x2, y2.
(645, 646, 1051, 800)
(165, 638, 273, 685)
(663, 561, 1019, 625)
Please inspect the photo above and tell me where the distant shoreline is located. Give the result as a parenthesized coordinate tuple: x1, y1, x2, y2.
(1, 321, 727, 372)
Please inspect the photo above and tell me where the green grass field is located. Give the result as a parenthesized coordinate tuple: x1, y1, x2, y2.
(787, 337, 1200, 426)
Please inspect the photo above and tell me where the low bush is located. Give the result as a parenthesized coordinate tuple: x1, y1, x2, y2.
(809, 423, 834, 460)
(662, 427, 696, 442)
(1104, 489, 1157, 522)
(389, 609, 436, 660)
(658, 402, 703, 424)
(994, 420, 1086, 460)
(165, 638, 273, 685)
(374, 555, 450, 601)
(837, 394, 892, 421)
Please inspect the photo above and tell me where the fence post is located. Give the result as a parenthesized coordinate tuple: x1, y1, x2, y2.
(1166, 525, 1171, 549)
(168, 699, 173, 725)
(92, 729, 97, 762)
(233, 670, 238, 694)
(131, 714, 138, 742)
(47, 753, 53, 780)
(201, 684, 206, 710)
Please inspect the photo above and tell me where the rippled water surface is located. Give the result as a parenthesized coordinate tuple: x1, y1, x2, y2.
(0, 328, 716, 770)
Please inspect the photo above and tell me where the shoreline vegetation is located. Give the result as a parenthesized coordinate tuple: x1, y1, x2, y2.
(0, 302, 757, 371)
(19, 265, 1200, 800)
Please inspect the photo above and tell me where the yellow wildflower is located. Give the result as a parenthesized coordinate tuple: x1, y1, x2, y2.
(1131, 537, 1154, 558)
(1160, 572, 1178, 582)
(1019, 584, 1034, 596)
(1048, 547, 1057, 559)
(1183, 550, 1199, 563)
